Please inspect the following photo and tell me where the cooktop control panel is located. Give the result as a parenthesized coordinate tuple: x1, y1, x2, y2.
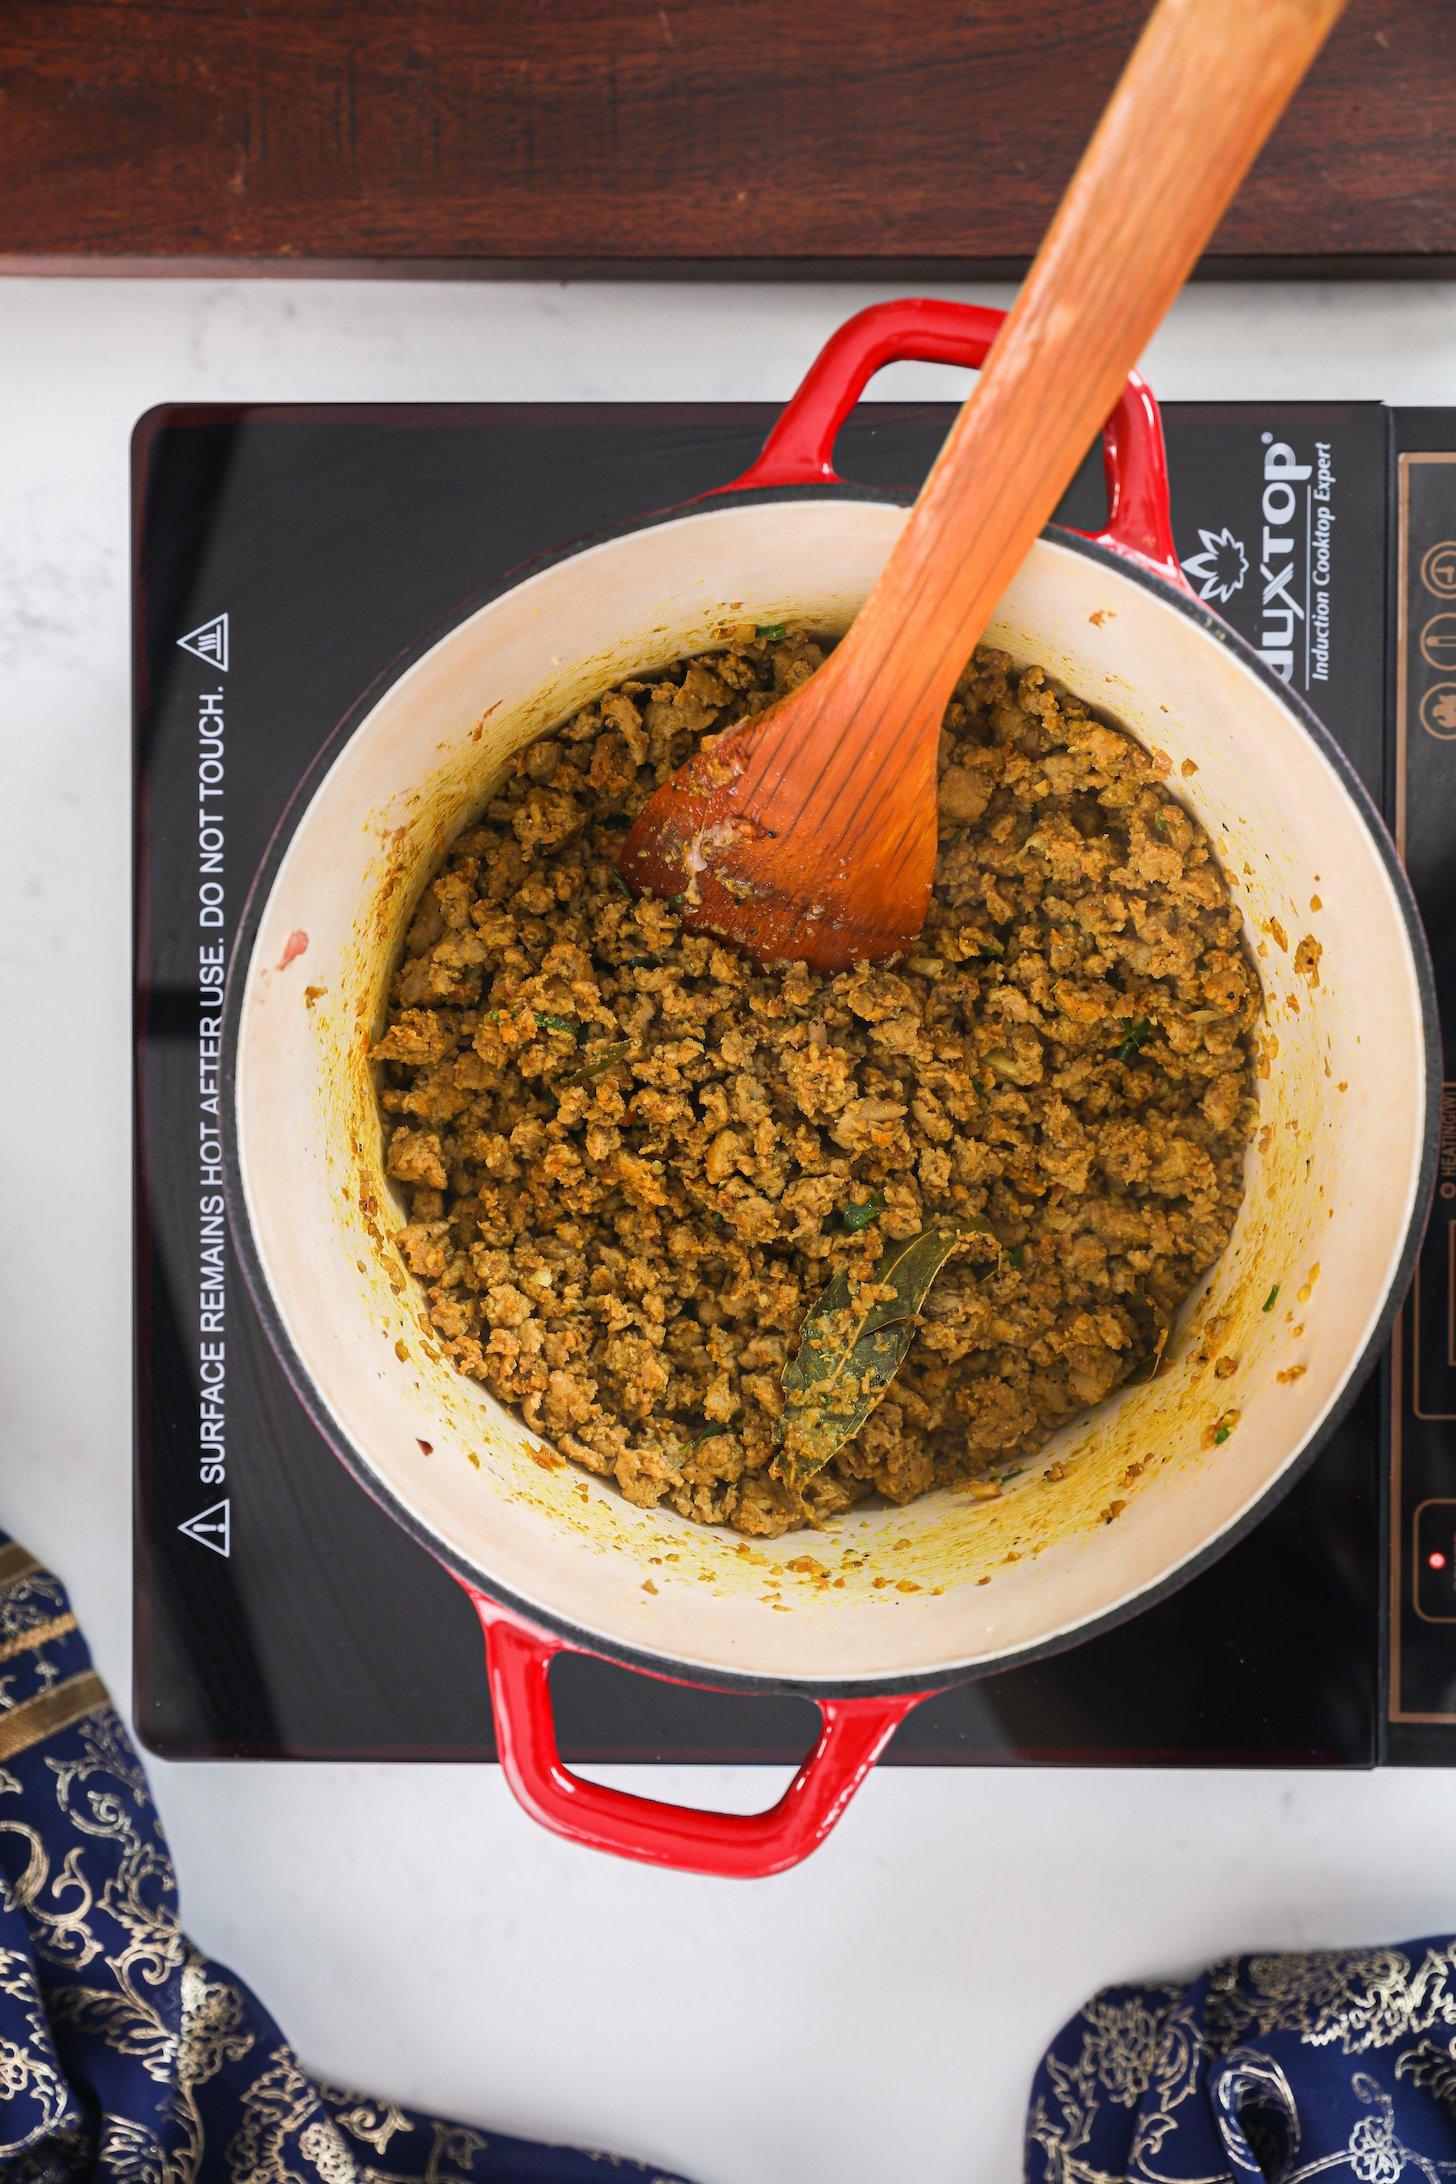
(1388, 418, 1456, 1758)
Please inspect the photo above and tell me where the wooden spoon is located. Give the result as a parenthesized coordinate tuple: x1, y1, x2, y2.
(621, 0, 1346, 970)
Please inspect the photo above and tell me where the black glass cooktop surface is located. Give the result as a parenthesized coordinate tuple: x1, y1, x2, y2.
(133, 395, 1452, 1765)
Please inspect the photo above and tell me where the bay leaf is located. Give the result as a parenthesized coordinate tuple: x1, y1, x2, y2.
(777, 1225, 968, 1488)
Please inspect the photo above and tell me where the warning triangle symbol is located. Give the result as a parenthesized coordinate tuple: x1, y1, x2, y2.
(178, 1499, 231, 1558)
(177, 612, 229, 672)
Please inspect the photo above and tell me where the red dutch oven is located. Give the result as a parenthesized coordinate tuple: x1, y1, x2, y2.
(226, 301, 1437, 1878)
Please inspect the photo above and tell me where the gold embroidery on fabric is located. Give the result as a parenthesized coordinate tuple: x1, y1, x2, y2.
(97, 2114, 168, 2180)
(1029, 1941, 1456, 2183)
(388, 2121, 492, 2184)
(0, 1545, 41, 1591)
(0, 1573, 72, 1695)
(0, 1614, 78, 1667)
(0, 1691, 665, 2184)
(0, 1572, 66, 1636)
(0, 1673, 108, 1760)
(0, 1940, 73, 2158)
(321, 2089, 412, 2158)
(0, 1710, 293, 2181)
(1209, 1943, 1456, 2052)
(225, 2048, 358, 2182)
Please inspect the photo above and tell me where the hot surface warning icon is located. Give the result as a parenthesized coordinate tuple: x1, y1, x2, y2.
(177, 613, 229, 672)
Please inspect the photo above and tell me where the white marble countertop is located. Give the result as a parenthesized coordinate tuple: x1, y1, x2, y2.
(7, 274, 1456, 2183)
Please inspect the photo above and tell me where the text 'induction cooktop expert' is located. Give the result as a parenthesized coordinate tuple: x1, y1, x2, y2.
(134, 397, 1451, 1765)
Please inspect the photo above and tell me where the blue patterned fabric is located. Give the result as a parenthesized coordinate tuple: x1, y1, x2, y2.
(0, 1532, 688, 2181)
(9, 1525, 1456, 2181)
(1027, 1950, 1456, 2181)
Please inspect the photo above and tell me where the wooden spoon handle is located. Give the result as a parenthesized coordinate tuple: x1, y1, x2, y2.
(826, 0, 1347, 746)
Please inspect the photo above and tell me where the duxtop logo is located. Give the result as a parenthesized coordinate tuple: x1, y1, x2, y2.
(1181, 525, 1249, 604)
(1255, 438, 1316, 683)
(1179, 438, 1330, 688)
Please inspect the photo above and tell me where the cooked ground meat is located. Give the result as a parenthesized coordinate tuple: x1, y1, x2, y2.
(373, 634, 1260, 1537)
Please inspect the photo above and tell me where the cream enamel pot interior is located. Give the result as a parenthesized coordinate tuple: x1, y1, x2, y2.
(228, 301, 1436, 1878)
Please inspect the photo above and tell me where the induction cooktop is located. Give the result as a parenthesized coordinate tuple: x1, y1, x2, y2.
(132, 395, 1454, 1767)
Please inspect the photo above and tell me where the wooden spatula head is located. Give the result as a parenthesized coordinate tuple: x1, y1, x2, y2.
(620, 656, 943, 971)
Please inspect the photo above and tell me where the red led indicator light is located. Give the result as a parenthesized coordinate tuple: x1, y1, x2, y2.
(1430, 1551, 1448, 1572)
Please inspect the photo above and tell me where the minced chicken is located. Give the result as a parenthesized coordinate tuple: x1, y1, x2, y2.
(373, 634, 1259, 1536)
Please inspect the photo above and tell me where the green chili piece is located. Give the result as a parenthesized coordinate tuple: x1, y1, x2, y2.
(841, 1191, 887, 1234)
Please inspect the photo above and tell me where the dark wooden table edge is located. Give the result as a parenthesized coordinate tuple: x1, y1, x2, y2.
(6, 251, 1453, 283)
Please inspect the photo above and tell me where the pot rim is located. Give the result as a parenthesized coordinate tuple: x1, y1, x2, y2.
(222, 484, 1441, 1700)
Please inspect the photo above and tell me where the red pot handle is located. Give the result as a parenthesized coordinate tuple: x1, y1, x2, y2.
(466, 1589, 923, 1878)
(725, 296, 1190, 591)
